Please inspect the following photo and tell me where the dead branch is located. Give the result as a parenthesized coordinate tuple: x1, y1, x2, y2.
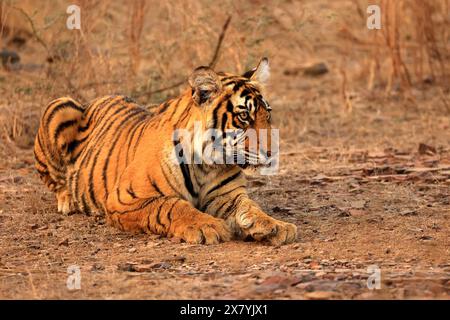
(11, 6, 50, 57)
(141, 15, 232, 99)
(208, 15, 231, 69)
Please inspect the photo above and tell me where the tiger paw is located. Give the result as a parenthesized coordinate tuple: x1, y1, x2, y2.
(237, 210, 297, 245)
(56, 190, 73, 215)
(173, 215, 232, 245)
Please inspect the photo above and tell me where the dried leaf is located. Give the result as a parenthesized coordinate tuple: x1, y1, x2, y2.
(418, 143, 437, 156)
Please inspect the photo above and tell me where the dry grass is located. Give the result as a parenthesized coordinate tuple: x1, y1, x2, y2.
(1, 1, 448, 100)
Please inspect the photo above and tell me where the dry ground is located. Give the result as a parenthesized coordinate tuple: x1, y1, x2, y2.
(0, 0, 449, 299)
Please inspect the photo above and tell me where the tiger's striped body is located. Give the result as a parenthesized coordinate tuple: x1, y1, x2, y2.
(34, 58, 297, 245)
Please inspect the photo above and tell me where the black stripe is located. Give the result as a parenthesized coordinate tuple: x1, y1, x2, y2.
(158, 101, 171, 114)
(172, 138, 198, 198)
(36, 131, 59, 170)
(86, 107, 135, 209)
(77, 104, 130, 171)
(110, 196, 160, 215)
(175, 102, 192, 126)
(215, 199, 231, 215)
(212, 102, 223, 129)
(160, 99, 181, 126)
(201, 184, 245, 211)
(161, 163, 184, 199)
(232, 80, 246, 92)
(94, 98, 129, 127)
(131, 119, 149, 159)
(67, 135, 89, 163)
(155, 198, 171, 230)
(45, 101, 82, 128)
(240, 88, 251, 97)
(53, 119, 78, 144)
(34, 149, 48, 169)
(80, 102, 131, 166)
(152, 179, 163, 195)
(99, 109, 146, 203)
(102, 116, 138, 199)
(126, 185, 137, 199)
(124, 115, 148, 165)
(147, 197, 168, 233)
(116, 188, 130, 206)
(166, 198, 180, 222)
(79, 96, 118, 132)
(116, 216, 125, 230)
(81, 194, 91, 215)
(206, 171, 241, 196)
(180, 162, 197, 198)
(222, 193, 243, 218)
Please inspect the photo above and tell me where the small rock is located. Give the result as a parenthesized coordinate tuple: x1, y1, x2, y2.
(255, 275, 302, 293)
(348, 209, 366, 217)
(59, 238, 69, 246)
(91, 264, 105, 272)
(315, 271, 326, 277)
(304, 291, 335, 300)
(303, 62, 329, 76)
(272, 206, 291, 214)
(350, 200, 366, 209)
(119, 261, 172, 272)
(13, 176, 24, 184)
(334, 274, 347, 281)
(128, 248, 137, 253)
(400, 209, 417, 216)
(168, 255, 186, 263)
(30, 224, 39, 230)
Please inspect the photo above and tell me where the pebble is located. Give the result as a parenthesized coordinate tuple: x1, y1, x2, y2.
(304, 291, 335, 300)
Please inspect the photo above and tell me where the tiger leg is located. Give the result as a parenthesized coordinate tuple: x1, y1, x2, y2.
(223, 196, 297, 245)
(34, 97, 84, 214)
(106, 195, 232, 244)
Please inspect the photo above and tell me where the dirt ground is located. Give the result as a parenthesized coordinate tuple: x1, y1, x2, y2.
(0, 0, 449, 299)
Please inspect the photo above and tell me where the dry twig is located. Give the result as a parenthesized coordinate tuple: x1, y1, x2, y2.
(141, 15, 232, 98)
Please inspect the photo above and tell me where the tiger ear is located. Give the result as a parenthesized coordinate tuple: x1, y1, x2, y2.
(242, 57, 270, 84)
(188, 66, 222, 106)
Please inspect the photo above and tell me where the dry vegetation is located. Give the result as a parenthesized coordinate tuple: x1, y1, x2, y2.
(0, 0, 449, 299)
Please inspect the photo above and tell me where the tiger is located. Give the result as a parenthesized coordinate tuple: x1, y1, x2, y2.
(34, 57, 297, 245)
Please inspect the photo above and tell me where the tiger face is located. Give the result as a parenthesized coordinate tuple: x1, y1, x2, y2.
(188, 58, 276, 168)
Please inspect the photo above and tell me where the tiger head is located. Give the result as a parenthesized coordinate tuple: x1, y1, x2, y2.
(187, 58, 277, 170)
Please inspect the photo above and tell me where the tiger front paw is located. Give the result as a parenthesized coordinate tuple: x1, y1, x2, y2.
(172, 214, 232, 245)
(236, 209, 297, 245)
